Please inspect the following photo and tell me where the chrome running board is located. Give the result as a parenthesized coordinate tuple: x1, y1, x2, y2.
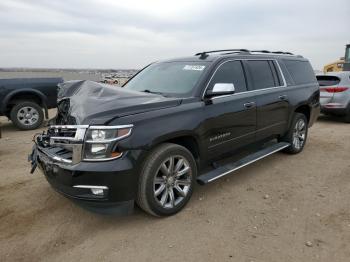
(197, 142, 290, 185)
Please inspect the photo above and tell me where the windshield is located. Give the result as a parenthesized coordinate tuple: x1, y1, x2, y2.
(124, 62, 209, 96)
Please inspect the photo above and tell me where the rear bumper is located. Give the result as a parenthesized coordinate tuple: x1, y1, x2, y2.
(32, 145, 145, 214)
(321, 103, 348, 115)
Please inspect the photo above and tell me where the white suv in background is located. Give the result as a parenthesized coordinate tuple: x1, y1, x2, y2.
(317, 71, 350, 122)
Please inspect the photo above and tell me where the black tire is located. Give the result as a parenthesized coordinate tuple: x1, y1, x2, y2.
(345, 115, 350, 123)
(344, 106, 350, 123)
(10, 101, 44, 130)
(280, 113, 308, 154)
(136, 143, 197, 217)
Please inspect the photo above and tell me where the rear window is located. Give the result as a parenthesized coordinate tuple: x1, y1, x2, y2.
(316, 75, 340, 86)
(284, 60, 316, 85)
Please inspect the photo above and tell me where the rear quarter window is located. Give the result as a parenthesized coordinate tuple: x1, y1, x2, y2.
(283, 60, 317, 85)
(316, 75, 340, 86)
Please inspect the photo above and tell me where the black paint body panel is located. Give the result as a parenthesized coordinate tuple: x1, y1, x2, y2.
(36, 53, 320, 212)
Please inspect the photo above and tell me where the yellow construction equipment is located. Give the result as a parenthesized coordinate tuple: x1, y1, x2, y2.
(323, 59, 344, 73)
(323, 44, 350, 73)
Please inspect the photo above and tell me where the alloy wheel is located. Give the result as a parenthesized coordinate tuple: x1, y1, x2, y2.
(17, 106, 39, 126)
(153, 155, 192, 209)
(292, 119, 306, 150)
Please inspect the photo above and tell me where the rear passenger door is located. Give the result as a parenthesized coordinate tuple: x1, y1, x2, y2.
(244, 60, 289, 141)
(202, 60, 257, 159)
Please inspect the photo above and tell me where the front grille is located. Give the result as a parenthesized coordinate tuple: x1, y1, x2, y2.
(48, 126, 76, 138)
(38, 125, 88, 164)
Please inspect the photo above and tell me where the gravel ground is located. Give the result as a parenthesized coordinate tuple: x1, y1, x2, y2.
(0, 111, 349, 262)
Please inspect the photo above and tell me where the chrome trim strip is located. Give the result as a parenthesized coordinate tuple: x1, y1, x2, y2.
(73, 185, 109, 190)
(83, 153, 123, 162)
(202, 59, 287, 100)
(85, 127, 132, 143)
(207, 143, 290, 183)
(37, 147, 73, 164)
(89, 124, 134, 130)
(211, 85, 286, 100)
(48, 125, 88, 164)
(274, 59, 287, 88)
(50, 125, 89, 129)
(52, 156, 72, 164)
(85, 138, 124, 143)
(50, 137, 84, 142)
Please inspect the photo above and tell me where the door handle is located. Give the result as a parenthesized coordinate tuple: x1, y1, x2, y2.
(279, 95, 288, 101)
(244, 102, 255, 108)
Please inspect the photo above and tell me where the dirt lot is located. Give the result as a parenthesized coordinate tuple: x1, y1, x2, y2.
(0, 110, 349, 262)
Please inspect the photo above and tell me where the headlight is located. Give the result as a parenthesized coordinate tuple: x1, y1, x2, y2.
(91, 130, 106, 141)
(83, 125, 133, 161)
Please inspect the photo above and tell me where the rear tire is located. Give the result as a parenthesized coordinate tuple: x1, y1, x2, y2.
(344, 106, 350, 123)
(10, 101, 44, 130)
(280, 113, 308, 154)
(136, 143, 197, 217)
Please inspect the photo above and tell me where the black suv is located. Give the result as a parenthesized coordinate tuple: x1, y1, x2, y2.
(29, 49, 320, 216)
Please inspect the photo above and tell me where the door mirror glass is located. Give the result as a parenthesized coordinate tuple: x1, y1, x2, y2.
(206, 83, 235, 97)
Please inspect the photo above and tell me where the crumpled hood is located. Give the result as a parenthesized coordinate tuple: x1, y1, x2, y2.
(56, 80, 182, 125)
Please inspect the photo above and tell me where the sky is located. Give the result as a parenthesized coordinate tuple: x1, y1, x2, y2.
(0, 0, 348, 70)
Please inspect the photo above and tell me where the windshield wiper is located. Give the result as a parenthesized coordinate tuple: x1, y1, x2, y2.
(141, 89, 166, 96)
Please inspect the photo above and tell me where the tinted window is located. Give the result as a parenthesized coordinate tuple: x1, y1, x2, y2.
(247, 60, 276, 90)
(124, 62, 208, 96)
(209, 61, 247, 93)
(316, 75, 340, 86)
(272, 61, 283, 86)
(284, 60, 316, 85)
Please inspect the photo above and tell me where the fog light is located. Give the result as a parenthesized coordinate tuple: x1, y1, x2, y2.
(91, 188, 104, 196)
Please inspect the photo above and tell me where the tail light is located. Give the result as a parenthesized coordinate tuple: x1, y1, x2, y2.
(320, 87, 349, 93)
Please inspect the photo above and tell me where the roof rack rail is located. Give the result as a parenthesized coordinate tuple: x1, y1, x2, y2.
(195, 49, 250, 56)
(194, 49, 296, 58)
(271, 51, 294, 55)
(250, 50, 271, 53)
(195, 49, 250, 59)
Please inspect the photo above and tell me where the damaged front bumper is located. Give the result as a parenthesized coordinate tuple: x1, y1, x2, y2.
(28, 128, 143, 215)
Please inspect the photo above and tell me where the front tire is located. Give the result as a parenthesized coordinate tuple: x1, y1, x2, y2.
(281, 113, 308, 154)
(136, 143, 197, 217)
(10, 101, 44, 130)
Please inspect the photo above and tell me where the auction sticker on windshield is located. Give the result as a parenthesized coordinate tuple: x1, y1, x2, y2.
(183, 65, 206, 71)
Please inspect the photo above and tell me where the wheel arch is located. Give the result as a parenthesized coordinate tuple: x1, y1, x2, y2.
(148, 133, 201, 165)
(2, 89, 48, 118)
(294, 104, 311, 124)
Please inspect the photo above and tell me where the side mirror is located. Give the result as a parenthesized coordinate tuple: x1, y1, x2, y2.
(206, 83, 235, 97)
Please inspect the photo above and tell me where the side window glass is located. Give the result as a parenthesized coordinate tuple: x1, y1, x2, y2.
(209, 61, 247, 93)
(247, 60, 276, 90)
(284, 60, 317, 85)
(272, 61, 284, 86)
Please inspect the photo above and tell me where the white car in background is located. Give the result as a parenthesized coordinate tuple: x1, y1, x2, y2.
(317, 71, 350, 122)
